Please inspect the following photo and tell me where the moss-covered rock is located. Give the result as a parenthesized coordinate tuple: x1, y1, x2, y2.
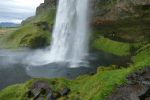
(0, 8, 55, 49)
(92, 36, 131, 56)
(20, 32, 50, 49)
(0, 67, 149, 100)
(0, 42, 150, 100)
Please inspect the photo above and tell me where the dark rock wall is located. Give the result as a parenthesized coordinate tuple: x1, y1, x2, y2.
(91, 0, 150, 21)
(36, 0, 57, 15)
(36, 0, 150, 22)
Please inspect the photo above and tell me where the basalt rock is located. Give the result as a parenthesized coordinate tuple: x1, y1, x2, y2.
(36, 0, 57, 15)
(35, 0, 150, 23)
(107, 67, 150, 100)
(90, 0, 150, 23)
(60, 87, 70, 96)
(26, 80, 71, 100)
(26, 81, 53, 99)
(139, 88, 150, 100)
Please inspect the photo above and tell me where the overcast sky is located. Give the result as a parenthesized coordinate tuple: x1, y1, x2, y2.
(0, 0, 44, 23)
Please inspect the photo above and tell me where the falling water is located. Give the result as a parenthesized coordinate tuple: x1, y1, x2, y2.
(48, 0, 89, 67)
(26, 0, 89, 67)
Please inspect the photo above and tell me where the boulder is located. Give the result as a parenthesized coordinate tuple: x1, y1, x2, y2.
(60, 87, 71, 96)
(107, 67, 150, 100)
(26, 81, 53, 99)
(26, 81, 71, 100)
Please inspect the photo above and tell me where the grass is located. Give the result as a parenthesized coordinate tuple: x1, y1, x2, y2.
(0, 27, 18, 35)
(0, 2, 150, 100)
(0, 44, 149, 100)
(0, 27, 18, 48)
(92, 36, 131, 56)
(0, 67, 146, 100)
(0, 69, 129, 100)
(5, 24, 50, 48)
(0, 9, 55, 49)
(132, 45, 150, 67)
(92, 17, 150, 44)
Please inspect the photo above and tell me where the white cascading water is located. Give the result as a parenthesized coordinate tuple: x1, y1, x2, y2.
(26, 0, 89, 67)
(48, 0, 89, 67)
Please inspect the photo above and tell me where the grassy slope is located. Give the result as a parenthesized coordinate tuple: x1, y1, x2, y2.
(0, 28, 18, 48)
(0, 9, 55, 49)
(92, 36, 131, 56)
(0, 2, 150, 100)
(0, 21, 149, 100)
(0, 44, 149, 100)
(0, 13, 149, 100)
(91, 18, 150, 57)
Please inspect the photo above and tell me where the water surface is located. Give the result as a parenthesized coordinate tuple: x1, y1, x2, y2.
(0, 49, 130, 90)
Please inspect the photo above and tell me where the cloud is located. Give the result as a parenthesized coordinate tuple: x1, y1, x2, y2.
(0, 0, 44, 23)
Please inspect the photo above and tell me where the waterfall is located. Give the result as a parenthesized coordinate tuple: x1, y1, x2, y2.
(26, 0, 89, 68)
(48, 0, 89, 67)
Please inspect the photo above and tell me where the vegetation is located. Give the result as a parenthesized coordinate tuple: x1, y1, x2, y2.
(92, 36, 131, 56)
(0, 9, 55, 49)
(0, 43, 149, 100)
(0, 1, 149, 100)
(0, 69, 128, 100)
(0, 27, 18, 48)
(91, 17, 150, 57)
(132, 45, 150, 67)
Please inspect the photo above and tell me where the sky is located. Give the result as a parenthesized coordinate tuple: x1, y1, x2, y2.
(0, 0, 44, 23)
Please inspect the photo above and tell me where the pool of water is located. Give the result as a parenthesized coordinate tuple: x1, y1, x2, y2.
(0, 49, 130, 90)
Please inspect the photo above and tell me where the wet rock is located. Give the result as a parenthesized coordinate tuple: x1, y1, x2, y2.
(145, 97, 150, 100)
(31, 80, 51, 94)
(139, 88, 150, 100)
(53, 92, 61, 98)
(30, 88, 41, 99)
(107, 67, 150, 100)
(60, 87, 71, 96)
(46, 92, 56, 100)
(142, 81, 150, 86)
(26, 81, 72, 100)
(26, 81, 53, 99)
(36, 96, 45, 100)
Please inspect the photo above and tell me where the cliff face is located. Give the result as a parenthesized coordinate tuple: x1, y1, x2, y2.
(36, 0, 150, 22)
(0, 1, 150, 99)
(36, 0, 57, 15)
(19, 0, 150, 48)
(91, 0, 150, 21)
(90, 0, 150, 43)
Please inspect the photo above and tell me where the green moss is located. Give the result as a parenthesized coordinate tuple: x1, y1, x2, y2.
(1, 24, 50, 48)
(0, 84, 28, 100)
(0, 67, 149, 100)
(132, 45, 150, 67)
(1, 44, 150, 100)
(92, 18, 150, 44)
(0, 69, 128, 100)
(1, 65, 148, 100)
(0, 3, 150, 100)
(0, 28, 18, 48)
(0, 9, 55, 49)
(92, 36, 131, 56)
